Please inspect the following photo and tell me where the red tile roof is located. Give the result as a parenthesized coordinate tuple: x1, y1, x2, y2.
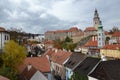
(85, 39, 98, 47)
(112, 31, 120, 37)
(43, 48, 56, 57)
(102, 44, 120, 50)
(0, 75, 9, 80)
(50, 50, 72, 65)
(69, 27, 79, 31)
(84, 27, 97, 32)
(19, 66, 37, 80)
(45, 27, 79, 34)
(43, 49, 72, 65)
(104, 31, 109, 35)
(18, 56, 51, 73)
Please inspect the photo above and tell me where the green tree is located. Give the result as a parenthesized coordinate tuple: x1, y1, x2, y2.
(65, 36, 73, 42)
(106, 36, 110, 42)
(0, 40, 26, 80)
(54, 37, 77, 51)
(70, 72, 88, 80)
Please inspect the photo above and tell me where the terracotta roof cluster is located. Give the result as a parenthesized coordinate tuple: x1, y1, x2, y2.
(112, 31, 120, 37)
(85, 39, 98, 47)
(102, 44, 120, 50)
(18, 56, 51, 73)
(69, 27, 79, 31)
(0, 75, 9, 80)
(45, 27, 79, 34)
(84, 27, 97, 32)
(43, 49, 72, 65)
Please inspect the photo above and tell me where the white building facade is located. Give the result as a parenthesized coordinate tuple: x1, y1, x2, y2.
(0, 27, 10, 52)
(97, 21, 105, 48)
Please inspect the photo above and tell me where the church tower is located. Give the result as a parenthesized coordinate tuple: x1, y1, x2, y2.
(98, 21, 105, 48)
(93, 9, 100, 30)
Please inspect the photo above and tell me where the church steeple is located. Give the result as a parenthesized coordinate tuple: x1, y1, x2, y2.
(97, 20, 105, 48)
(93, 9, 100, 30)
(94, 9, 99, 17)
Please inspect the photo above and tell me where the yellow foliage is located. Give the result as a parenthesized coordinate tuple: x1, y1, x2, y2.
(2, 40, 26, 72)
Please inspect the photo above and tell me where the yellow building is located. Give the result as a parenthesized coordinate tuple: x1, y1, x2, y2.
(100, 44, 120, 59)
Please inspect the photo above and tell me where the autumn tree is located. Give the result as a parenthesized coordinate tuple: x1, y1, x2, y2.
(54, 36, 77, 51)
(0, 40, 26, 80)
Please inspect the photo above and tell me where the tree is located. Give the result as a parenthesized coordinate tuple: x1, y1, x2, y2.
(106, 36, 110, 42)
(70, 72, 88, 80)
(65, 36, 73, 42)
(109, 26, 119, 34)
(54, 37, 77, 51)
(0, 40, 26, 79)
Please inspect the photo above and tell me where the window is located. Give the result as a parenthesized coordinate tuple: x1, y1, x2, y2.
(68, 61, 72, 64)
(7, 36, 9, 40)
(4, 35, 6, 40)
(99, 42, 101, 45)
(99, 38, 101, 40)
(99, 33, 101, 36)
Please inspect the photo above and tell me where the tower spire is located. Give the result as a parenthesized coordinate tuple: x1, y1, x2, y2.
(93, 8, 100, 30)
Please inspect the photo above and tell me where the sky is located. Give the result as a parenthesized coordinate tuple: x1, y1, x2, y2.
(0, 0, 120, 34)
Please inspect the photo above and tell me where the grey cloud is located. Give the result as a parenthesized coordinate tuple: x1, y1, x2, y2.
(0, 0, 120, 33)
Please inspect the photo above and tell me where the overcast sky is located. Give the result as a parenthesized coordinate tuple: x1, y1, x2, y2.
(0, 0, 120, 33)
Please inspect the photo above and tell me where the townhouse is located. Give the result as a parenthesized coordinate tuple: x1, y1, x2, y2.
(18, 56, 51, 80)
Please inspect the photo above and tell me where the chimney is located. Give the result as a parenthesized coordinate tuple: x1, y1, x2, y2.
(55, 49, 58, 53)
(101, 54, 107, 61)
(27, 64, 32, 71)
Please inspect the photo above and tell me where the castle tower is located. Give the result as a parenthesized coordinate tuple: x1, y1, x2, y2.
(93, 9, 100, 30)
(97, 21, 105, 48)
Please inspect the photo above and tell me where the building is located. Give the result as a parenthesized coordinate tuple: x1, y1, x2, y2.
(19, 66, 48, 80)
(84, 9, 101, 36)
(84, 35, 100, 55)
(65, 53, 87, 80)
(74, 57, 100, 77)
(109, 31, 120, 44)
(93, 9, 101, 30)
(43, 48, 72, 80)
(18, 56, 51, 80)
(97, 21, 105, 48)
(88, 60, 120, 80)
(45, 27, 83, 43)
(0, 27, 10, 52)
(84, 27, 97, 36)
(100, 44, 120, 59)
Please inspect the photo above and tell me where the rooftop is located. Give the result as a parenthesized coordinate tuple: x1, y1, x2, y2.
(18, 56, 51, 73)
(102, 44, 120, 50)
(65, 53, 87, 70)
(84, 27, 97, 32)
(74, 57, 100, 75)
(89, 60, 120, 80)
